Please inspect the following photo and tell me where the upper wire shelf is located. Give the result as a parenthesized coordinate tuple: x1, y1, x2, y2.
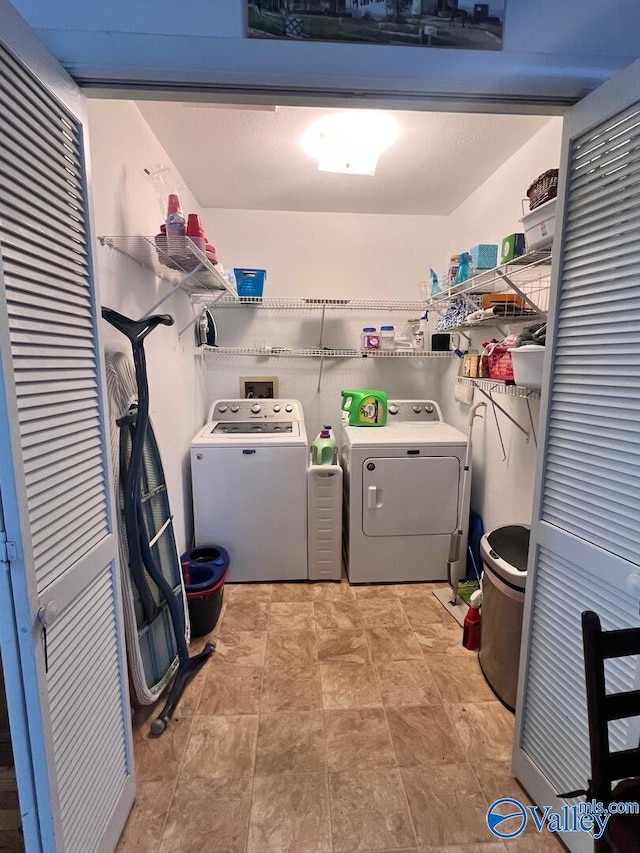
(420, 249, 552, 332)
(192, 295, 427, 312)
(198, 346, 454, 358)
(98, 236, 238, 300)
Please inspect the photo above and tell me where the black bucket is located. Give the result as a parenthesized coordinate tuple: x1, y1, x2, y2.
(181, 546, 230, 638)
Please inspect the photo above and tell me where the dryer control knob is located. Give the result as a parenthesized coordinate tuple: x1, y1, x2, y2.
(251, 404, 262, 413)
(413, 405, 422, 413)
(230, 405, 240, 413)
(388, 404, 399, 415)
(425, 404, 434, 414)
(218, 404, 228, 413)
(285, 404, 293, 413)
(273, 405, 281, 412)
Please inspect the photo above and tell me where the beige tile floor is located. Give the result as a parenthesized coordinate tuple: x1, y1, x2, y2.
(118, 580, 566, 853)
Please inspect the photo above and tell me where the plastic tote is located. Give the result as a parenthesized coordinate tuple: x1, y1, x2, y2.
(181, 546, 230, 637)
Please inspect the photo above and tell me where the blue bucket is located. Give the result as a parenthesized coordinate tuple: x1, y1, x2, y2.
(181, 546, 229, 591)
(180, 546, 230, 637)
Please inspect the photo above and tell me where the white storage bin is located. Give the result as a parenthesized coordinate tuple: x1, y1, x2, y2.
(520, 196, 556, 251)
(509, 344, 546, 389)
(308, 463, 343, 581)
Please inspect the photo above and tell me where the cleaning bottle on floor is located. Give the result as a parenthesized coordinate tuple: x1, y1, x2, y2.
(462, 591, 482, 651)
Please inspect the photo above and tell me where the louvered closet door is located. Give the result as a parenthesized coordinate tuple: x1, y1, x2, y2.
(513, 59, 640, 853)
(0, 10, 134, 853)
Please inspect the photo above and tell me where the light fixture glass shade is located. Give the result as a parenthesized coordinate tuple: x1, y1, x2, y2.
(301, 111, 399, 176)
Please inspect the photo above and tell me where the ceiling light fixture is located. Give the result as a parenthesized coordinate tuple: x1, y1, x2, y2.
(301, 111, 399, 176)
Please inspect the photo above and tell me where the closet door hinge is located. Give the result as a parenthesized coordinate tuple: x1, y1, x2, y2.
(0, 532, 17, 565)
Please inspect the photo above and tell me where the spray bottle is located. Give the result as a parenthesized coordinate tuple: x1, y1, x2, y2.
(462, 589, 482, 651)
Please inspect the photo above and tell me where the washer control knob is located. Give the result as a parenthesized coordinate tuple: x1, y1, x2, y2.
(217, 404, 228, 413)
(251, 404, 262, 414)
(285, 404, 293, 413)
(413, 405, 422, 413)
(425, 404, 434, 414)
(230, 405, 240, 413)
(273, 405, 281, 413)
(388, 404, 399, 415)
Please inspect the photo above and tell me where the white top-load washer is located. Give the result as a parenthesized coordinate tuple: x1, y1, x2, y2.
(340, 400, 469, 584)
(191, 399, 308, 582)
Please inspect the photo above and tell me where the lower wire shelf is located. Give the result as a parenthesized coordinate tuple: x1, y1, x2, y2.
(197, 347, 455, 358)
(456, 376, 541, 399)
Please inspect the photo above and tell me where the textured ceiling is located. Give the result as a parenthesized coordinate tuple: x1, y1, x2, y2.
(136, 102, 549, 215)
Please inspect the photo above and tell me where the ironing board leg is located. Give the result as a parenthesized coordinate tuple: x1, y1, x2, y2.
(150, 642, 216, 736)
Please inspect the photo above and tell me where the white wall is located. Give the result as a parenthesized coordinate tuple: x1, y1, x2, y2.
(87, 99, 205, 552)
(199, 208, 449, 439)
(202, 208, 446, 300)
(439, 117, 563, 531)
(10, 0, 640, 101)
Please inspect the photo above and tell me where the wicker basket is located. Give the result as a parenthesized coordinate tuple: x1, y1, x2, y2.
(482, 343, 515, 382)
(527, 169, 559, 211)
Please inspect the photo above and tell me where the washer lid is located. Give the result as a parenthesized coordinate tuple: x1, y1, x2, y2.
(343, 420, 466, 447)
(192, 420, 306, 446)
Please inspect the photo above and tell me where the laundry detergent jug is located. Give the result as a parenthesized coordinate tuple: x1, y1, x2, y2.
(341, 390, 387, 427)
(311, 426, 337, 465)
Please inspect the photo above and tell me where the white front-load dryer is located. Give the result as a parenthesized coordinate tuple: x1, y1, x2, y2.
(191, 399, 308, 582)
(340, 400, 469, 584)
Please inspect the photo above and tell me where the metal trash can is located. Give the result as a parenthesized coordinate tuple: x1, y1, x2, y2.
(478, 524, 530, 711)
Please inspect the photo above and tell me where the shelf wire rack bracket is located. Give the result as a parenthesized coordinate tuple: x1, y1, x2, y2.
(144, 264, 204, 317)
(456, 377, 540, 458)
(316, 303, 327, 393)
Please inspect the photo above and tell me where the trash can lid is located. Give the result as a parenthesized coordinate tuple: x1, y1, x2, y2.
(480, 524, 530, 590)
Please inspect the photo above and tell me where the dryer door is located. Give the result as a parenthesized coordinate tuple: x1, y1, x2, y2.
(362, 456, 460, 537)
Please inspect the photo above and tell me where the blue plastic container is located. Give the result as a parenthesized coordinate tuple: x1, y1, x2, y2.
(234, 268, 266, 299)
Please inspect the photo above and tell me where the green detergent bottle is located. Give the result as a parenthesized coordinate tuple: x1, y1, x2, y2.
(311, 426, 337, 465)
(341, 390, 388, 427)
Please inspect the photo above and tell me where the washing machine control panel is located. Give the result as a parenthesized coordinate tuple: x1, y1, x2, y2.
(208, 399, 303, 422)
(386, 400, 442, 422)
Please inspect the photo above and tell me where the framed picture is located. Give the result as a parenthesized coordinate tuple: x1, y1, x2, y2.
(246, 2, 506, 50)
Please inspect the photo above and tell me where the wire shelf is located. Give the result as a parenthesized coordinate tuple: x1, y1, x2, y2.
(99, 236, 238, 299)
(421, 249, 552, 332)
(198, 347, 454, 359)
(192, 295, 427, 312)
(456, 376, 541, 398)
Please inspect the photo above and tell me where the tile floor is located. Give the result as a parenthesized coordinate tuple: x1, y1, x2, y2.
(118, 580, 566, 853)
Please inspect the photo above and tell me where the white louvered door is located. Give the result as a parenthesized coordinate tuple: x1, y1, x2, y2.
(513, 59, 640, 853)
(0, 5, 134, 852)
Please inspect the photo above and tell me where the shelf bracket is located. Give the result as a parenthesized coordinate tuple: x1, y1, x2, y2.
(495, 270, 542, 313)
(316, 303, 327, 392)
(143, 264, 206, 317)
(468, 379, 530, 446)
(526, 397, 538, 448)
(177, 289, 228, 340)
